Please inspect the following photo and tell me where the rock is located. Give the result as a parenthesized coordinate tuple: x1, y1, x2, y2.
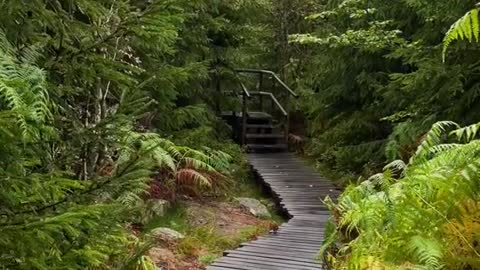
(151, 227, 185, 241)
(235, 197, 271, 218)
(148, 199, 170, 217)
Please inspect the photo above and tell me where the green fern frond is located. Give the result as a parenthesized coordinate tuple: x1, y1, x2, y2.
(151, 147, 176, 171)
(182, 157, 216, 172)
(0, 31, 15, 57)
(384, 159, 406, 174)
(368, 173, 384, 186)
(408, 236, 444, 270)
(443, 9, 480, 62)
(411, 121, 459, 164)
(450, 122, 480, 142)
(428, 143, 462, 155)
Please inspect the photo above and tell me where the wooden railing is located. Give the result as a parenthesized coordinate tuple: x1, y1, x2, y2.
(235, 69, 299, 98)
(239, 80, 250, 145)
(229, 69, 297, 146)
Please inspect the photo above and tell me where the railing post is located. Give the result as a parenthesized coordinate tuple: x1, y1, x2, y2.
(215, 72, 221, 113)
(259, 73, 264, 91)
(241, 92, 248, 146)
(258, 73, 264, 111)
(284, 97, 289, 146)
(271, 77, 276, 111)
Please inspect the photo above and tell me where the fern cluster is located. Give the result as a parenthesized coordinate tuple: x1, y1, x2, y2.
(122, 132, 233, 201)
(322, 121, 480, 269)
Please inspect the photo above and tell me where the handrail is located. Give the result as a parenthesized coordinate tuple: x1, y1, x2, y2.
(235, 69, 299, 98)
(237, 77, 251, 98)
(249, 91, 288, 116)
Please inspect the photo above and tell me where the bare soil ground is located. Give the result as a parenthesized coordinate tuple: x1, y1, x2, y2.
(186, 201, 260, 235)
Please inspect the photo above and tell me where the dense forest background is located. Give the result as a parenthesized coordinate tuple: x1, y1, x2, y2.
(1, 0, 480, 269)
(284, 0, 480, 179)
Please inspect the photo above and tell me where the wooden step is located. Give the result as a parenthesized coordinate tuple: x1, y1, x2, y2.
(236, 111, 273, 119)
(246, 133, 285, 139)
(245, 124, 279, 135)
(246, 124, 275, 129)
(247, 112, 272, 120)
(247, 144, 288, 151)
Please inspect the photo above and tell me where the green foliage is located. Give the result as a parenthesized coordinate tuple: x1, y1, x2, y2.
(0, 33, 156, 269)
(0, 0, 270, 268)
(283, 0, 480, 179)
(144, 204, 189, 233)
(199, 254, 218, 266)
(443, 8, 480, 61)
(323, 121, 480, 269)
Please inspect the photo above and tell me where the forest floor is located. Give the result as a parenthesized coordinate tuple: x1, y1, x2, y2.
(141, 179, 285, 270)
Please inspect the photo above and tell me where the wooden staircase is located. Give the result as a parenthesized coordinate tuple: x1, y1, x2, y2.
(219, 69, 298, 152)
(244, 112, 287, 152)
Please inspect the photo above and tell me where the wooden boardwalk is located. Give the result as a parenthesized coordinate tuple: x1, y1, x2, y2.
(207, 153, 340, 270)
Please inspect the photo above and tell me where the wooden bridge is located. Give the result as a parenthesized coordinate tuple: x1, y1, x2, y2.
(208, 70, 340, 270)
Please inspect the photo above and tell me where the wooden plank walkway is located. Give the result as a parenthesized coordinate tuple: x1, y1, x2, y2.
(207, 153, 340, 270)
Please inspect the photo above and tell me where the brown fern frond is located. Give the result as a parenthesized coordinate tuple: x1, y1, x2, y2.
(175, 168, 212, 188)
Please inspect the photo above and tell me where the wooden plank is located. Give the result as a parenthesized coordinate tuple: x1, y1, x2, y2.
(206, 153, 337, 270)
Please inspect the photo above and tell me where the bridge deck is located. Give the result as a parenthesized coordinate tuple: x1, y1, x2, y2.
(207, 153, 340, 270)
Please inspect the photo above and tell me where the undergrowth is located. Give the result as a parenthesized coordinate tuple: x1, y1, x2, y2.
(321, 121, 480, 269)
(142, 148, 284, 268)
(144, 201, 276, 268)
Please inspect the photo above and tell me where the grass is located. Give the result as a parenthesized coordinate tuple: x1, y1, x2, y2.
(177, 224, 270, 267)
(198, 254, 217, 266)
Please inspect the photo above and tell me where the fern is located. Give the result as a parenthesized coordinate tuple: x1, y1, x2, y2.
(408, 236, 444, 270)
(443, 8, 480, 61)
(121, 131, 232, 200)
(323, 121, 480, 269)
(176, 168, 212, 187)
(384, 159, 406, 175)
(410, 121, 459, 165)
(0, 33, 52, 142)
(450, 122, 480, 142)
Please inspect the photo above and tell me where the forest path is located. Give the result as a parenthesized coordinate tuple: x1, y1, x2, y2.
(207, 153, 340, 270)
